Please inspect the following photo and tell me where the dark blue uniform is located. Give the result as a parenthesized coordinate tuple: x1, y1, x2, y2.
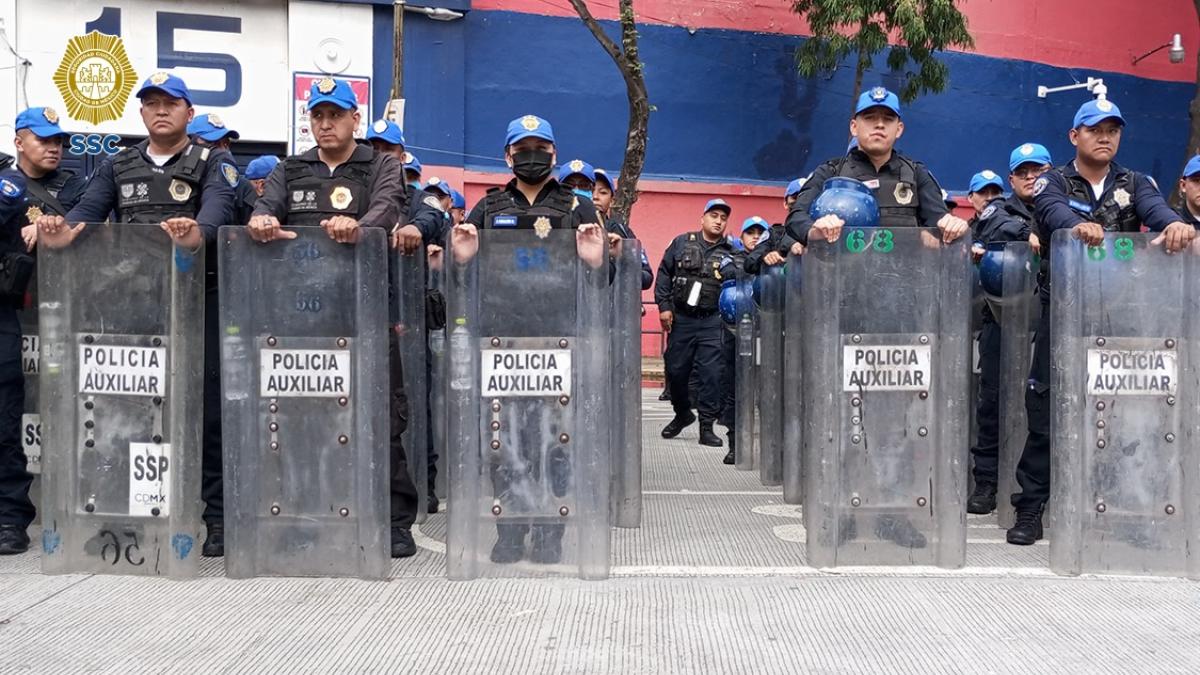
(606, 218, 654, 290)
(0, 172, 30, 541)
(744, 224, 797, 275)
(716, 251, 745, 444)
(655, 232, 736, 427)
(1012, 161, 1179, 515)
(969, 196, 1031, 491)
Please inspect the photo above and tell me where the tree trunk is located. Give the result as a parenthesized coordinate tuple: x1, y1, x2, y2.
(850, 40, 867, 121)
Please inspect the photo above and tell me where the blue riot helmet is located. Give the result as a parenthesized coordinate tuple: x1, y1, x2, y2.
(978, 241, 1009, 298)
(809, 177, 880, 228)
(719, 279, 741, 324)
(752, 264, 787, 312)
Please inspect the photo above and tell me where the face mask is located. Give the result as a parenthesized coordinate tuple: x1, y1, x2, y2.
(572, 188, 593, 201)
(408, 181, 421, 191)
(511, 150, 554, 184)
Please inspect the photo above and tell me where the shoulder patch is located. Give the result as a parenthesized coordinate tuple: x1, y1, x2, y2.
(980, 205, 996, 220)
(220, 162, 239, 188)
(0, 177, 23, 199)
(423, 194, 443, 210)
(1032, 176, 1049, 197)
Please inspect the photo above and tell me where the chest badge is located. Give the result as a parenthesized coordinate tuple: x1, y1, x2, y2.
(168, 179, 192, 202)
(1112, 187, 1131, 208)
(120, 184, 135, 199)
(894, 182, 914, 206)
(331, 186, 353, 210)
(25, 205, 43, 222)
(533, 216, 552, 239)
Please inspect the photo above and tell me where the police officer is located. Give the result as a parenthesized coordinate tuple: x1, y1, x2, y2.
(965, 169, 1031, 515)
(656, 198, 737, 448)
(1006, 143, 1053, 254)
(451, 114, 606, 564)
(591, 168, 652, 290)
(785, 87, 969, 244)
(0, 169, 30, 554)
(37, 73, 236, 556)
(404, 153, 423, 190)
(449, 189, 467, 225)
(364, 120, 439, 250)
(247, 77, 419, 558)
(243, 155, 280, 199)
(11, 107, 87, 238)
(188, 113, 252, 223)
(1176, 155, 1200, 227)
(745, 178, 806, 275)
(718, 216, 763, 463)
(1007, 98, 1194, 545)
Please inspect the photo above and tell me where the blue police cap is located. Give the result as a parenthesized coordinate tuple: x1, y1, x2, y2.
(855, 87, 901, 118)
(1074, 98, 1124, 128)
(15, 107, 67, 138)
(307, 77, 358, 111)
(450, 188, 466, 209)
(506, 115, 555, 147)
(187, 113, 239, 143)
(136, 72, 191, 104)
(244, 155, 279, 180)
(402, 152, 422, 176)
(1008, 143, 1052, 172)
(594, 168, 615, 191)
(1183, 155, 1200, 179)
(704, 198, 732, 215)
(557, 159, 596, 184)
(786, 178, 807, 197)
(741, 216, 768, 234)
(424, 177, 451, 196)
(366, 119, 405, 145)
(968, 170, 1004, 194)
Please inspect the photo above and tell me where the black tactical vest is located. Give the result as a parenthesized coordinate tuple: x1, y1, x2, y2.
(478, 185, 576, 230)
(835, 154, 921, 228)
(112, 144, 209, 223)
(671, 232, 724, 314)
(1063, 168, 1140, 232)
(283, 154, 375, 226)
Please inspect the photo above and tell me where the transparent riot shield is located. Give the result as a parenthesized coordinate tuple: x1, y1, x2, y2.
(801, 228, 970, 568)
(1049, 231, 1199, 578)
(968, 264, 983, 492)
(220, 227, 389, 579)
(733, 274, 757, 471)
(395, 249, 428, 525)
(994, 242, 1035, 529)
(40, 223, 204, 577)
(610, 239, 642, 528)
(428, 245, 448, 502)
(782, 258, 804, 504)
(19, 285, 41, 511)
(757, 265, 785, 487)
(446, 230, 609, 580)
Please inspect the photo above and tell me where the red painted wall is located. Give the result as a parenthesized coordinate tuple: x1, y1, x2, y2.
(476, 0, 1199, 83)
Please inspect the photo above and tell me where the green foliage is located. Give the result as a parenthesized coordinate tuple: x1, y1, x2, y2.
(792, 0, 973, 101)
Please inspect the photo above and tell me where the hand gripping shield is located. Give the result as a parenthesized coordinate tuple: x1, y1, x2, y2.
(39, 223, 204, 577)
(219, 226, 389, 579)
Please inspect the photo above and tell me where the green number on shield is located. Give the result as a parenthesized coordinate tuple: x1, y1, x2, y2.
(873, 229, 894, 253)
(1114, 237, 1134, 261)
(1087, 244, 1107, 262)
(846, 230, 866, 253)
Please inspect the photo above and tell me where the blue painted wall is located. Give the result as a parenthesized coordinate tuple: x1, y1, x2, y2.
(384, 9, 1193, 190)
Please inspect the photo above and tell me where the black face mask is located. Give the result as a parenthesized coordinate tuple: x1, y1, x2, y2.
(511, 150, 554, 184)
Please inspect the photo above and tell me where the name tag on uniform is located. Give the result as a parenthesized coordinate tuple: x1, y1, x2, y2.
(863, 179, 881, 189)
(493, 215, 518, 228)
(1068, 199, 1092, 214)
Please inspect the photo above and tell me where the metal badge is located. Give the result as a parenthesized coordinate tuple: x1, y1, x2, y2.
(149, 71, 169, 85)
(521, 115, 540, 131)
(42, 107, 59, 124)
(533, 216, 552, 239)
(1113, 188, 1131, 208)
(569, 159, 584, 173)
(168, 179, 193, 203)
(25, 205, 43, 222)
(208, 114, 225, 128)
(292, 190, 305, 203)
(120, 183, 134, 199)
(330, 186, 353, 210)
(894, 182, 914, 206)
(316, 77, 336, 94)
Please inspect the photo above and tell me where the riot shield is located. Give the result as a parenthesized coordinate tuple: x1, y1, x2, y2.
(40, 223, 204, 577)
(782, 258, 804, 504)
(801, 228, 970, 568)
(610, 239, 642, 528)
(1049, 231, 1199, 578)
(757, 265, 785, 487)
(395, 249, 428, 525)
(19, 285, 41, 510)
(994, 242, 1035, 529)
(733, 274, 757, 471)
(220, 226, 389, 579)
(428, 246, 448, 502)
(446, 229, 609, 580)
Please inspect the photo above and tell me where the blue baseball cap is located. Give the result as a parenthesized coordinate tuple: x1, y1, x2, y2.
(15, 107, 67, 138)
(450, 188, 466, 209)
(704, 198, 732, 215)
(741, 216, 768, 234)
(244, 155, 279, 180)
(785, 177, 807, 197)
(1008, 143, 1052, 172)
(1183, 155, 1200, 179)
(855, 86, 901, 118)
(424, 177, 451, 196)
(969, 170, 1004, 194)
(187, 113, 239, 142)
(557, 159, 596, 184)
(307, 76, 358, 111)
(594, 168, 615, 191)
(366, 119, 405, 145)
(1074, 98, 1124, 128)
(402, 152, 422, 176)
(505, 115, 555, 147)
(136, 72, 191, 104)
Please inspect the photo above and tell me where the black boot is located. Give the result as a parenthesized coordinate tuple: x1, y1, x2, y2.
(202, 522, 224, 557)
(427, 493, 440, 514)
(698, 421, 723, 447)
(723, 433, 736, 464)
(0, 525, 30, 555)
(391, 526, 416, 558)
(967, 481, 997, 515)
(490, 525, 526, 563)
(875, 514, 927, 549)
(661, 410, 696, 438)
(1007, 508, 1044, 545)
(658, 386, 671, 401)
(529, 525, 563, 564)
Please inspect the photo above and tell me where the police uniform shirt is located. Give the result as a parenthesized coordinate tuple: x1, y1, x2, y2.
(234, 178, 257, 225)
(67, 140, 236, 238)
(16, 167, 87, 223)
(1002, 193, 1034, 225)
(653, 231, 735, 313)
(404, 183, 448, 244)
(785, 148, 948, 244)
(0, 171, 28, 334)
(1032, 160, 1178, 240)
(253, 144, 404, 229)
(465, 178, 601, 230)
(743, 223, 797, 275)
(605, 217, 653, 290)
(973, 196, 1030, 246)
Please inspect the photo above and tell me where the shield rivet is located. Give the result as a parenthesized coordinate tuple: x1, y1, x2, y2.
(919, 335, 929, 344)
(491, 337, 502, 347)
(917, 427, 928, 437)
(270, 441, 279, 451)
(851, 334, 862, 344)
(83, 335, 94, 344)
(1166, 504, 1176, 515)
(851, 416, 860, 425)
(851, 496, 862, 507)
(336, 337, 348, 348)
(269, 403, 279, 414)
(919, 391, 928, 400)
(152, 434, 162, 444)
(269, 422, 279, 432)
(1096, 420, 1106, 429)
(84, 503, 95, 513)
(270, 504, 281, 515)
(84, 401, 94, 410)
(338, 397, 348, 407)
(1095, 401, 1106, 411)
(917, 497, 928, 507)
(338, 435, 349, 445)
(1095, 337, 1106, 347)
(1097, 439, 1107, 449)
(267, 336, 277, 346)
(490, 421, 500, 431)
(491, 402, 502, 413)
(152, 397, 162, 406)
(1167, 396, 1176, 406)
(491, 504, 502, 516)
(559, 433, 570, 444)
(85, 439, 94, 448)
(1096, 502, 1106, 513)
(490, 440, 500, 450)
(559, 506, 570, 517)
(1165, 433, 1176, 443)
(84, 420, 94, 429)
(851, 397, 861, 407)
(151, 507, 161, 517)
(1166, 338, 1176, 349)
(559, 339, 569, 348)
(559, 395, 570, 406)
(339, 508, 349, 517)
(851, 434, 861, 444)
(152, 337, 162, 347)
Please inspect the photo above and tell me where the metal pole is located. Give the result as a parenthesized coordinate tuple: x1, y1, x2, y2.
(392, 0, 405, 100)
